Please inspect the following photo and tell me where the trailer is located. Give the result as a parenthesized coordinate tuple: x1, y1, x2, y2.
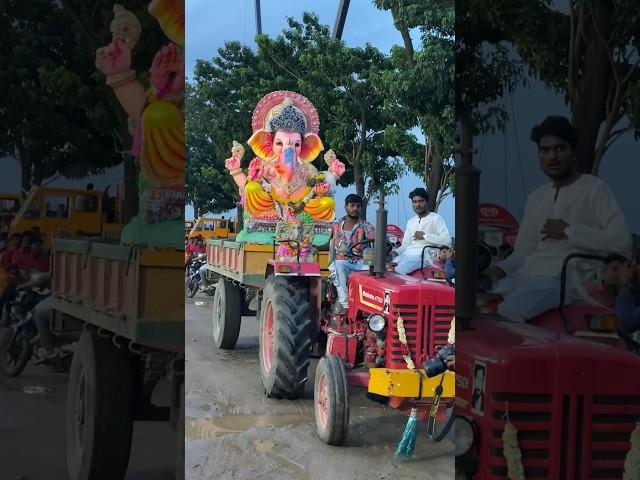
(51, 238, 184, 480)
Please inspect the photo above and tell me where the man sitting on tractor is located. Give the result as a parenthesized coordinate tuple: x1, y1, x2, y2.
(390, 187, 451, 274)
(329, 194, 375, 311)
(483, 116, 631, 322)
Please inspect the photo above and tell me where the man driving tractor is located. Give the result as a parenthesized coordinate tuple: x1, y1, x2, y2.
(329, 194, 375, 311)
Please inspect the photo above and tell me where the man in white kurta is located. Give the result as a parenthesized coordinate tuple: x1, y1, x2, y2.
(486, 116, 631, 322)
(392, 188, 451, 274)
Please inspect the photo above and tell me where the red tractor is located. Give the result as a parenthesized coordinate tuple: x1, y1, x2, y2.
(209, 195, 456, 446)
(454, 115, 640, 479)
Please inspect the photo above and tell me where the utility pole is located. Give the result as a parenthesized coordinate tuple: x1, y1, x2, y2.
(255, 0, 262, 36)
(332, 0, 350, 41)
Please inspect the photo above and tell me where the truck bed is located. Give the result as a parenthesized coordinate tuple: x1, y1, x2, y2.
(51, 239, 184, 353)
(207, 239, 330, 288)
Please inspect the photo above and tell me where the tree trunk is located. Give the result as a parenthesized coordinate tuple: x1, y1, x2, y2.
(17, 142, 32, 192)
(236, 202, 244, 232)
(354, 111, 367, 219)
(425, 139, 444, 212)
(570, 1, 612, 174)
(192, 200, 199, 220)
(123, 153, 139, 223)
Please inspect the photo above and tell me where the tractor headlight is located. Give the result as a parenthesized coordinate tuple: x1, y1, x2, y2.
(455, 416, 475, 457)
(367, 313, 386, 332)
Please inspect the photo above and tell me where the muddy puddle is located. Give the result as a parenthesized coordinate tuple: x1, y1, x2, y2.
(185, 413, 312, 440)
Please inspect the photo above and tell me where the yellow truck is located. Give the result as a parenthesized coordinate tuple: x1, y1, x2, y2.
(10, 185, 123, 248)
(188, 216, 236, 243)
(51, 238, 184, 479)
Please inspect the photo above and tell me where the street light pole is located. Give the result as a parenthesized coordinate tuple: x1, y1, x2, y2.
(332, 0, 350, 41)
(255, 0, 262, 36)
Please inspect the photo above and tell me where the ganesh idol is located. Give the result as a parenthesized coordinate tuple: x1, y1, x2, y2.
(225, 91, 345, 225)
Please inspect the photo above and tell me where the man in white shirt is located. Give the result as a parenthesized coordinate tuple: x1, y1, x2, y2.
(391, 188, 451, 274)
(484, 116, 631, 322)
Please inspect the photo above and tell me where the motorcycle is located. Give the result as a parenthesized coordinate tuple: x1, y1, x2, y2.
(185, 253, 215, 298)
(0, 285, 71, 377)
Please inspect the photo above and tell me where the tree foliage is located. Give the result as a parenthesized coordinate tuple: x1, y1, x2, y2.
(0, 0, 166, 220)
(188, 13, 412, 218)
(457, 0, 640, 173)
(374, 0, 455, 211)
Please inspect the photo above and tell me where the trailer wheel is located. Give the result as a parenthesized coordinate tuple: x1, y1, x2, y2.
(259, 276, 311, 399)
(314, 356, 349, 445)
(175, 383, 185, 480)
(212, 278, 242, 349)
(66, 329, 133, 480)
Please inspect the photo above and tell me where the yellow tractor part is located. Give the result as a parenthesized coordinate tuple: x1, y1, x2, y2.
(368, 368, 455, 399)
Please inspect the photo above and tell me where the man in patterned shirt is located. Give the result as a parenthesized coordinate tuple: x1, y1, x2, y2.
(330, 194, 375, 311)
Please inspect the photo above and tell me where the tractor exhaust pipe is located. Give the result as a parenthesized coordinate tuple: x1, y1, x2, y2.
(374, 184, 387, 278)
(456, 108, 480, 330)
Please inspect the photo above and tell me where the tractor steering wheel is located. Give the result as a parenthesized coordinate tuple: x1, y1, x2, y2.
(348, 238, 394, 259)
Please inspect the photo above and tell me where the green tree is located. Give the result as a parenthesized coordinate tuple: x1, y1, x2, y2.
(186, 41, 295, 216)
(255, 13, 407, 215)
(374, 0, 455, 211)
(0, 0, 167, 220)
(461, 0, 640, 173)
(189, 14, 409, 219)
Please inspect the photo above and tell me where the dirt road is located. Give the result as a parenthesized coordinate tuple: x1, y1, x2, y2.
(185, 294, 454, 480)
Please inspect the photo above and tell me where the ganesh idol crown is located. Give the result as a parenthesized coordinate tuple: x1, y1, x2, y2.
(226, 91, 345, 252)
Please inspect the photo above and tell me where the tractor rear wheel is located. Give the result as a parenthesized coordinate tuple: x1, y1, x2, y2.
(314, 355, 349, 445)
(212, 278, 242, 350)
(259, 276, 311, 399)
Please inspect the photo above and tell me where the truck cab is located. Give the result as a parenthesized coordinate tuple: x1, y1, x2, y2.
(10, 185, 123, 248)
(188, 216, 235, 242)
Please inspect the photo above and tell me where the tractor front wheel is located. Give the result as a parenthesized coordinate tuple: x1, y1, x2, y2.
(314, 355, 349, 445)
(259, 276, 311, 399)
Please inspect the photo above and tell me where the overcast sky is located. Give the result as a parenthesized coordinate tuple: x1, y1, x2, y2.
(185, 0, 456, 234)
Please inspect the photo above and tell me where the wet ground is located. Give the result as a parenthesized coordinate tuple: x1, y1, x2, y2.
(0, 327, 177, 480)
(185, 293, 454, 480)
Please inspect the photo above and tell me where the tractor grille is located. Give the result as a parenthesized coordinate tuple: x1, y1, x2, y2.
(590, 395, 640, 479)
(487, 392, 640, 479)
(428, 304, 454, 356)
(488, 392, 553, 479)
(387, 303, 454, 368)
(388, 304, 420, 369)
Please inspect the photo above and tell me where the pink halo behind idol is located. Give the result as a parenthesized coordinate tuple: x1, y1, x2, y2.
(251, 90, 320, 134)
